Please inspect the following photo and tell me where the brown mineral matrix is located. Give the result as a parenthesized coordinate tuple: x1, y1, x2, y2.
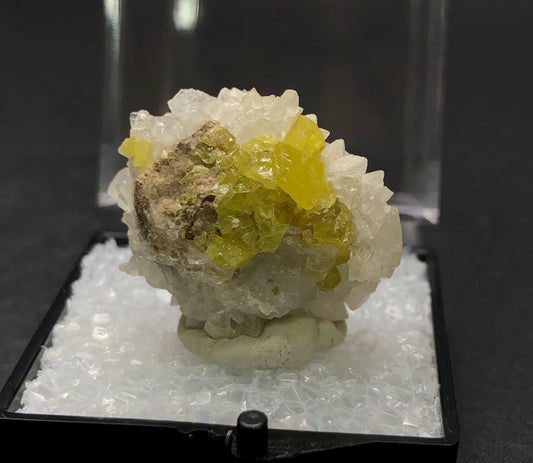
(133, 121, 231, 263)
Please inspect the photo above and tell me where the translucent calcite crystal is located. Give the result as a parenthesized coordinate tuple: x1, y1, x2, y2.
(109, 88, 402, 356)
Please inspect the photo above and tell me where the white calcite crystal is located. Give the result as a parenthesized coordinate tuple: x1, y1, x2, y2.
(108, 88, 402, 368)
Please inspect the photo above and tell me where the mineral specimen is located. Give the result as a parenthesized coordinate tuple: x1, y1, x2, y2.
(109, 88, 402, 368)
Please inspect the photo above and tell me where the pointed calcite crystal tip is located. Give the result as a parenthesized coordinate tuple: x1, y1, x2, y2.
(108, 88, 402, 368)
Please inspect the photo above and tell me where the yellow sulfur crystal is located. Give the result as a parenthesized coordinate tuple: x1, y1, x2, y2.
(293, 200, 354, 287)
(230, 116, 335, 211)
(231, 135, 278, 189)
(252, 188, 294, 252)
(205, 235, 256, 269)
(190, 123, 236, 166)
(316, 266, 342, 291)
(283, 114, 326, 156)
(272, 142, 335, 211)
(273, 115, 335, 211)
(119, 136, 154, 170)
(205, 166, 295, 269)
(190, 117, 353, 290)
(293, 200, 354, 259)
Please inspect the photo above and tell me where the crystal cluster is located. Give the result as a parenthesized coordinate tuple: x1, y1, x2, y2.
(109, 88, 402, 348)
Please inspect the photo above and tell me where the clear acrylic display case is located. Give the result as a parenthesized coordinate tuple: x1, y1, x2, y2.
(1, 2, 457, 460)
(97, 0, 446, 229)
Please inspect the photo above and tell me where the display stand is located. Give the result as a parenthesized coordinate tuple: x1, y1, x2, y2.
(0, 232, 458, 461)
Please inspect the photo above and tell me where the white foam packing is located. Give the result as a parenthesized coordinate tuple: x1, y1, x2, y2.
(17, 240, 443, 437)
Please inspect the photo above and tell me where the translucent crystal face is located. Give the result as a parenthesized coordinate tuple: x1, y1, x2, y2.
(119, 136, 154, 170)
(109, 88, 402, 340)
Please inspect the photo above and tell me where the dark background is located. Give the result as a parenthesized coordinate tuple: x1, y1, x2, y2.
(0, 1, 532, 461)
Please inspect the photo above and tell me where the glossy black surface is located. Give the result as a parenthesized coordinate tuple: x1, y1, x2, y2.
(0, 1, 532, 461)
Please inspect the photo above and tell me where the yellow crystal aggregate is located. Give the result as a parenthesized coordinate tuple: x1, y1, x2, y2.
(201, 116, 354, 290)
(230, 116, 336, 211)
(123, 115, 354, 290)
(189, 123, 237, 165)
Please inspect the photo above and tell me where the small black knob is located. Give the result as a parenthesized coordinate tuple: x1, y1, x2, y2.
(236, 410, 268, 457)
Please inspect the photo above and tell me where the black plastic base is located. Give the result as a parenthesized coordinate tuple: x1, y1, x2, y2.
(0, 231, 459, 461)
